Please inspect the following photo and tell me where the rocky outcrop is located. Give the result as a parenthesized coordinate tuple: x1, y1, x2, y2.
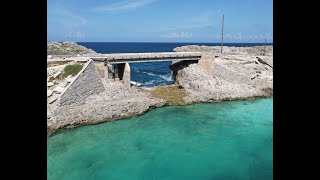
(47, 41, 97, 55)
(47, 61, 165, 135)
(174, 47, 273, 103)
(48, 82, 165, 135)
(173, 45, 273, 56)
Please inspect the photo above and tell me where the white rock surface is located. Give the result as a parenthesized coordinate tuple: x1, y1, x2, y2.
(53, 71, 61, 79)
(58, 81, 68, 87)
(173, 49, 273, 103)
(47, 82, 165, 135)
(47, 82, 54, 87)
(66, 76, 75, 83)
(48, 93, 60, 104)
(53, 86, 65, 94)
(47, 90, 53, 97)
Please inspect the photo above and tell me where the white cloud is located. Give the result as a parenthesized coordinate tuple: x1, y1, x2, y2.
(93, 0, 157, 13)
(158, 10, 223, 32)
(50, 8, 87, 27)
(161, 32, 192, 38)
(219, 33, 273, 42)
(66, 31, 85, 39)
(225, 33, 243, 40)
(160, 24, 212, 31)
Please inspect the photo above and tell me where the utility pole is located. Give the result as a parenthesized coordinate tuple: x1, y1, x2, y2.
(221, 14, 224, 54)
(264, 38, 266, 55)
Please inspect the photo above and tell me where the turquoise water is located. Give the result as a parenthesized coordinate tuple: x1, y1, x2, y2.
(48, 98, 273, 180)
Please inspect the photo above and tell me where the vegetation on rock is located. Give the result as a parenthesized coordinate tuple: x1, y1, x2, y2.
(47, 41, 96, 55)
(141, 85, 188, 105)
(62, 64, 83, 78)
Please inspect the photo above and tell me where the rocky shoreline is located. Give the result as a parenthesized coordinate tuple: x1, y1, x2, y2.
(47, 43, 273, 136)
(47, 41, 97, 56)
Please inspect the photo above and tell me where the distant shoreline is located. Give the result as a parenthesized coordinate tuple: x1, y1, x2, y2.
(75, 41, 273, 45)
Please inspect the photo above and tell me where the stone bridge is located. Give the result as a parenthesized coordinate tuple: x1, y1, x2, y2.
(90, 52, 204, 87)
(49, 51, 214, 107)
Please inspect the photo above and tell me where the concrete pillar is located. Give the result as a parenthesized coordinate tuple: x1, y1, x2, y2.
(123, 63, 131, 88)
(198, 53, 215, 75)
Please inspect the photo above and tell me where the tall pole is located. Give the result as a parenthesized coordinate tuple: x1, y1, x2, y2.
(221, 14, 224, 54)
(264, 38, 266, 55)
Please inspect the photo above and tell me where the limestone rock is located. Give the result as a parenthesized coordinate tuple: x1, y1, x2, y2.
(47, 41, 97, 55)
(175, 51, 273, 103)
(53, 86, 65, 94)
(47, 82, 54, 87)
(53, 71, 61, 79)
(66, 76, 75, 83)
(58, 81, 68, 87)
(47, 112, 52, 119)
(66, 75, 72, 79)
(48, 93, 59, 104)
(47, 76, 53, 82)
(47, 90, 53, 97)
(174, 45, 273, 56)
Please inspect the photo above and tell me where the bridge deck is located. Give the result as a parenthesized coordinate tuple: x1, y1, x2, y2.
(90, 52, 201, 64)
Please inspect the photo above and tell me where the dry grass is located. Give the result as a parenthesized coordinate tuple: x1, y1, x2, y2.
(141, 85, 188, 105)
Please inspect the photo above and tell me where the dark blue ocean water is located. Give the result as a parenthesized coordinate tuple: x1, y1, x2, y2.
(78, 42, 272, 87)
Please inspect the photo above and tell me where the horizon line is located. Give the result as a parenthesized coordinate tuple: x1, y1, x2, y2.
(54, 41, 273, 44)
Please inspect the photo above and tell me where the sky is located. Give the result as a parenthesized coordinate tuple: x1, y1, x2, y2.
(47, 0, 273, 43)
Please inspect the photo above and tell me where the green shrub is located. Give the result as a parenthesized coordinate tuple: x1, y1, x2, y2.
(62, 64, 83, 78)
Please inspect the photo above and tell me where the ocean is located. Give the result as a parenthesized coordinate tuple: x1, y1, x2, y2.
(48, 98, 273, 180)
(47, 42, 273, 180)
(77, 42, 272, 87)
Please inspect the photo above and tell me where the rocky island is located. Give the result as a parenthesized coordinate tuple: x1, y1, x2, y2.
(47, 42, 273, 135)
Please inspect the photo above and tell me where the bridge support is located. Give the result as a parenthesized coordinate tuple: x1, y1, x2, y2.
(170, 60, 199, 76)
(123, 63, 130, 88)
(104, 62, 131, 88)
(197, 53, 215, 74)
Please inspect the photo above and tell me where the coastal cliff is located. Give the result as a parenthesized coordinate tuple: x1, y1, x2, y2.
(47, 43, 273, 135)
(47, 41, 97, 55)
(173, 45, 273, 103)
(47, 60, 165, 135)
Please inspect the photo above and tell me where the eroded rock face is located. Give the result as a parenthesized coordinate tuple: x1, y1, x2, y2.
(175, 54, 273, 104)
(48, 82, 165, 135)
(174, 45, 273, 56)
(47, 61, 166, 135)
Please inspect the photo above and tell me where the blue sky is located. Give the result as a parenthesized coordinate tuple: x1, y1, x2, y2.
(47, 0, 273, 43)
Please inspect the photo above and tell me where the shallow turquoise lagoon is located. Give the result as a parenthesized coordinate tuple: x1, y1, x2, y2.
(48, 98, 273, 180)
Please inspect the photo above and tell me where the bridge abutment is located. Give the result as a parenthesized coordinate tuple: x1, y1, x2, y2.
(99, 62, 131, 88)
(123, 63, 131, 88)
